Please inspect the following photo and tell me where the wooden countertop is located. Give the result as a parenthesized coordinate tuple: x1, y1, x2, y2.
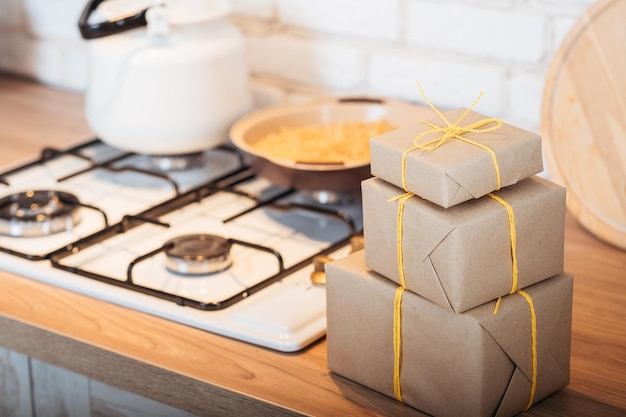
(1, 75, 625, 417)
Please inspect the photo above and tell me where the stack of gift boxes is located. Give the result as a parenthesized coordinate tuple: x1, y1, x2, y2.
(326, 106, 574, 417)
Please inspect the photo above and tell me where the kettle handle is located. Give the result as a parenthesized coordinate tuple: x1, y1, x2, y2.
(78, 0, 149, 39)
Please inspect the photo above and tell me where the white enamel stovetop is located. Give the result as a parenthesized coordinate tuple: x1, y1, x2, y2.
(0, 140, 361, 352)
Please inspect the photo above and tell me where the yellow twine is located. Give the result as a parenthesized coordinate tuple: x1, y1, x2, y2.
(389, 85, 504, 405)
(493, 290, 538, 411)
(493, 297, 502, 315)
(400, 84, 503, 193)
(388, 191, 414, 402)
(393, 285, 406, 402)
(388, 192, 415, 288)
(390, 190, 519, 403)
(517, 289, 538, 411)
(488, 193, 519, 296)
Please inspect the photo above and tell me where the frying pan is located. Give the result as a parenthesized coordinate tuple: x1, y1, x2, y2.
(230, 97, 432, 192)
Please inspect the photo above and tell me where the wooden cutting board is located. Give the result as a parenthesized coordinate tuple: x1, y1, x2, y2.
(542, 0, 626, 250)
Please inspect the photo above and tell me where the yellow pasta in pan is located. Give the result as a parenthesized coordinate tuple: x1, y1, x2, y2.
(250, 120, 395, 164)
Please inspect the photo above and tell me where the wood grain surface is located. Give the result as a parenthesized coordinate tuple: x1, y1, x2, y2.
(1, 74, 625, 416)
(542, 0, 626, 250)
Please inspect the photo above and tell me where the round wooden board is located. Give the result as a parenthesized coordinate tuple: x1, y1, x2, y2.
(542, 0, 626, 250)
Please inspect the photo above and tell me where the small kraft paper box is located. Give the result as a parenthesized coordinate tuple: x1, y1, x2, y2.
(363, 175, 566, 313)
(326, 251, 573, 417)
(369, 108, 543, 208)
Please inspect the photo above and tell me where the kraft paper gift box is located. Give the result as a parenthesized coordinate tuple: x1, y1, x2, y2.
(362, 175, 566, 313)
(326, 251, 573, 417)
(369, 108, 543, 208)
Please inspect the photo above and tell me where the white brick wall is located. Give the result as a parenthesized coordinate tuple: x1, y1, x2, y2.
(407, 2, 546, 63)
(0, 0, 596, 133)
(0, 0, 23, 32)
(277, 0, 401, 41)
(246, 34, 365, 91)
(230, 0, 274, 18)
(368, 51, 505, 115)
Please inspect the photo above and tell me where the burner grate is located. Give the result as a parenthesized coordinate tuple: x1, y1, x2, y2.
(0, 139, 247, 260)
(48, 173, 358, 310)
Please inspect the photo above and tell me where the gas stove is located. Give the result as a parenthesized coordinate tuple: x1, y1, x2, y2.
(0, 139, 362, 352)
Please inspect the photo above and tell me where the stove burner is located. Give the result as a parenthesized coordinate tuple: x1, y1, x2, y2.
(304, 190, 359, 205)
(0, 190, 81, 237)
(149, 152, 205, 171)
(164, 234, 233, 275)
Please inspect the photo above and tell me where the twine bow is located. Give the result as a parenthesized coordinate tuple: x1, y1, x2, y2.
(401, 84, 504, 192)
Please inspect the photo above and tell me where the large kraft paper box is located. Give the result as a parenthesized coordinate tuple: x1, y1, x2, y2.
(363, 175, 566, 313)
(370, 108, 543, 208)
(326, 251, 573, 417)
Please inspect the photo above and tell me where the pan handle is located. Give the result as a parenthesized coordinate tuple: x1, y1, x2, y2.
(337, 97, 385, 104)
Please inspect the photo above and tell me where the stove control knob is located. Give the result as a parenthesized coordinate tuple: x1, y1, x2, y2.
(310, 235, 365, 285)
(310, 254, 333, 286)
(350, 235, 364, 252)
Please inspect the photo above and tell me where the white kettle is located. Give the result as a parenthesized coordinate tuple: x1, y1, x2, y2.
(79, 0, 252, 155)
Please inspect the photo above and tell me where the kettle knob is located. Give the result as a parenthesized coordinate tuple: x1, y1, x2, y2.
(146, 5, 170, 36)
